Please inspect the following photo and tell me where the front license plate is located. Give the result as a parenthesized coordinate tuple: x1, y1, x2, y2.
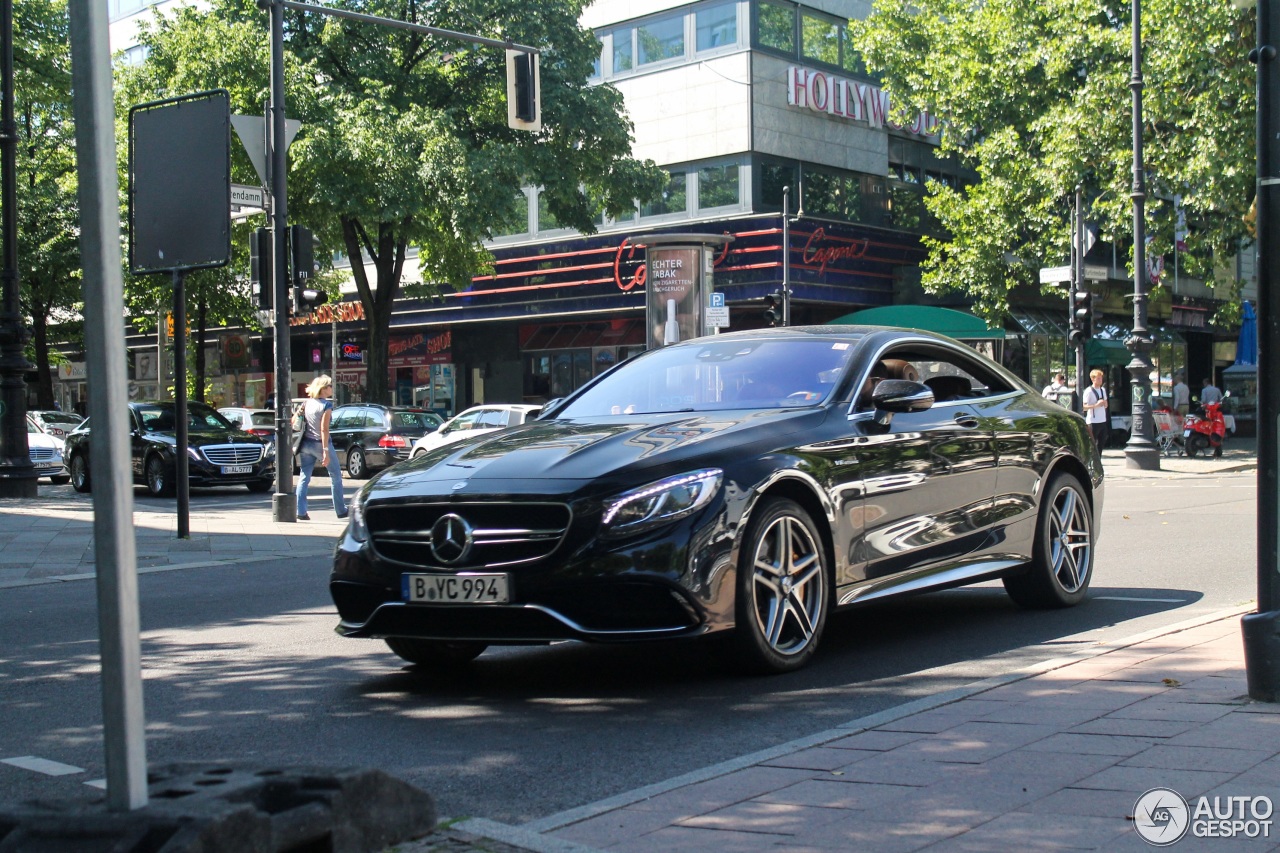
(221, 465, 253, 474)
(403, 573, 510, 604)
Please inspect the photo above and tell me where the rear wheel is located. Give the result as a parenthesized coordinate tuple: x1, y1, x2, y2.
(1185, 434, 1208, 457)
(732, 497, 829, 674)
(70, 453, 90, 493)
(385, 638, 488, 668)
(145, 454, 174, 498)
(1003, 472, 1093, 608)
(347, 447, 367, 479)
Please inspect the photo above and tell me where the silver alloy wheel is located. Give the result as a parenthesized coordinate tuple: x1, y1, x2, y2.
(71, 454, 90, 492)
(146, 455, 167, 497)
(748, 513, 824, 657)
(1047, 483, 1091, 594)
(347, 448, 366, 479)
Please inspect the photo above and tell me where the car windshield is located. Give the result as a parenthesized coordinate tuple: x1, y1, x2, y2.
(39, 412, 83, 426)
(558, 338, 859, 417)
(137, 403, 235, 432)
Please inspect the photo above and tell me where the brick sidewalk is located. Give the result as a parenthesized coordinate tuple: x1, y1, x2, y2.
(418, 608, 1278, 852)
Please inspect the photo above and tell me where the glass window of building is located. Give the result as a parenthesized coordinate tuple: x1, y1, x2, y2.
(537, 190, 563, 232)
(591, 37, 604, 78)
(697, 2, 739, 51)
(109, 0, 151, 21)
(698, 163, 740, 209)
(641, 170, 688, 217)
(842, 30, 869, 76)
(887, 184, 927, 232)
(756, 0, 795, 53)
(803, 168, 862, 221)
(638, 15, 685, 66)
(759, 160, 798, 207)
(613, 26, 634, 73)
(801, 12, 839, 66)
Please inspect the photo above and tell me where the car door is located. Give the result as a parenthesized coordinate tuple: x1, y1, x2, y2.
(329, 407, 359, 463)
(846, 345, 1000, 582)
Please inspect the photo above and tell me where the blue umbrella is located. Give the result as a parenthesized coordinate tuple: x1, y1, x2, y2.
(1236, 300, 1257, 366)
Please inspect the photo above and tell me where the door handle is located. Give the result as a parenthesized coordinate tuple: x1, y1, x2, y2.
(953, 413, 980, 429)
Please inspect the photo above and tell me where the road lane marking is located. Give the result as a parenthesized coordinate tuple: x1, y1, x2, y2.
(85, 778, 107, 789)
(1092, 596, 1187, 603)
(2, 756, 83, 776)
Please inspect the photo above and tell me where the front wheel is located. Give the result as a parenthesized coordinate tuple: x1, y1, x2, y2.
(145, 454, 175, 498)
(1003, 472, 1093, 609)
(346, 447, 367, 479)
(70, 453, 91, 493)
(732, 497, 829, 674)
(385, 638, 488, 668)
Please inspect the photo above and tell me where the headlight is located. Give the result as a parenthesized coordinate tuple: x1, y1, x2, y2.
(187, 447, 201, 461)
(601, 468, 722, 538)
(349, 493, 369, 542)
(264, 440, 276, 459)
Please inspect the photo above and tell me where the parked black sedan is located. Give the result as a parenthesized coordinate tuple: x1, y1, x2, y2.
(329, 404, 442, 479)
(330, 327, 1103, 674)
(65, 401, 275, 496)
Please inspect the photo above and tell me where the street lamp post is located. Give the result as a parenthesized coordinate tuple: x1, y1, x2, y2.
(1123, 0, 1161, 470)
(1243, 0, 1280, 702)
(0, 0, 36, 498)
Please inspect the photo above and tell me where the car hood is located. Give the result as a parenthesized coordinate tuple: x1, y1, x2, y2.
(384, 408, 820, 490)
(149, 430, 267, 448)
(27, 432, 61, 451)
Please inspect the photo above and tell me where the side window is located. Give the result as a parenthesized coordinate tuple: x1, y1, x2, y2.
(479, 410, 508, 428)
(331, 409, 354, 429)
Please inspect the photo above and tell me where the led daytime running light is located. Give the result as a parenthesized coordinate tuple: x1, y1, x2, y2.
(602, 468, 722, 534)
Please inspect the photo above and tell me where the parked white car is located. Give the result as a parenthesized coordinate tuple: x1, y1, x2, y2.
(409, 404, 542, 458)
(218, 407, 277, 442)
(26, 417, 69, 484)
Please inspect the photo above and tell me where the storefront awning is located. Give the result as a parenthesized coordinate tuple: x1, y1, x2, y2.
(831, 305, 1005, 340)
(1085, 338, 1131, 367)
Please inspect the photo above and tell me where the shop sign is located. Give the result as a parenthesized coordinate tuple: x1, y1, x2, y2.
(335, 368, 366, 388)
(787, 66, 941, 138)
(1171, 305, 1208, 329)
(340, 342, 364, 361)
(801, 227, 872, 275)
(389, 329, 452, 366)
(290, 300, 366, 327)
(58, 362, 88, 381)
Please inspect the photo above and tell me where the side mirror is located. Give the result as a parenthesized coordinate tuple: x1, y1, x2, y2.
(538, 399, 562, 418)
(872, 379, 935, 413)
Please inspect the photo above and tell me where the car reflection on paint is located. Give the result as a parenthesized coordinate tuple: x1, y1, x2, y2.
(330, 326, 1103, 674)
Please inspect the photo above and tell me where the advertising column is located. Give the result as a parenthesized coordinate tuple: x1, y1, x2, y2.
(638, 234, 733, 350)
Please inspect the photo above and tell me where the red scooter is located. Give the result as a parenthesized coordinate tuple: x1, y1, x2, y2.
(1183, 400, 1227, 458)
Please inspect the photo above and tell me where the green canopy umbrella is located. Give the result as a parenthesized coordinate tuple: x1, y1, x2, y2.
(830, 305, 1005, 341)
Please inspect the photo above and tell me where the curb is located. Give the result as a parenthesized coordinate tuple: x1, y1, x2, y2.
(509, 602, 1257, 839)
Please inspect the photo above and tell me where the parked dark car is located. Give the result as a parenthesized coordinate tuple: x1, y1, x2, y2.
(65, 401, 275, 496)
(329, 404, 442, 479)
(329, 327, 1103, 674)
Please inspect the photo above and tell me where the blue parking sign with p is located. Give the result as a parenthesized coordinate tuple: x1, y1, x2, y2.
(709, 292, 725, 308)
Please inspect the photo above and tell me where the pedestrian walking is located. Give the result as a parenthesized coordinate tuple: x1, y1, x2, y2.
(295, 375, 348, 521)
(1041, 372, 1068, 405)
(1082, 368, 1109, 451)
(1200, 376, 1223, 406)
(1171, 371, 1190, 417)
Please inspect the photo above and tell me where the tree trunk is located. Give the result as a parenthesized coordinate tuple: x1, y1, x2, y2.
(341, 216, 409, 404)
(31, 310, 54, 410)
(195, 297, 207, 402)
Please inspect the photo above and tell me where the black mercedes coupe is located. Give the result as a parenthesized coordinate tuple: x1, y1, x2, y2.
(330, 326, 1103, 674)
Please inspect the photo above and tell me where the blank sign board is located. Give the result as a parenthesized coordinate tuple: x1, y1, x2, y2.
(128, 90, 231, 275)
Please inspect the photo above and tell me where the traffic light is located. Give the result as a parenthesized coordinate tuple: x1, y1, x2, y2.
(250, 227, 272, 309)
(506, 49, 541, 131)
(1070, 287, 1092, 343)
(289, 225, 327, 314)
(763, 289, 784, 327)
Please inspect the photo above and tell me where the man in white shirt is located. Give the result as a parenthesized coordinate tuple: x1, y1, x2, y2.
(1200, 377, 1223, 406)
(1042, 373, 1068, 405)
(1171, 372, 1190, 417)
(1082, 368, 1109, 450)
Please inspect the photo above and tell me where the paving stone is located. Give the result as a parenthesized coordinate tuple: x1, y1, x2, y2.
(921, 811, 1130, 851)
(826, 730, 926, 752)
(1071, 765, 1235, 797)
(1024, 732, 1160, 757)
(755, 779, 919, 810)
(679, 800, 852, 836)
(1069, 717, 1198, 738)
(761, 747, 870, 772)
(550, 805, 693, 849)
(625, 767, 817, 815)
(1022, 786, 1140, 819)
(606, 824, 800, 853)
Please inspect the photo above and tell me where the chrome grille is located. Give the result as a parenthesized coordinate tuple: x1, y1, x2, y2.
(29, 447, 56, 462)
(369, 502, 571, 569)
(200, 444, 264, 465)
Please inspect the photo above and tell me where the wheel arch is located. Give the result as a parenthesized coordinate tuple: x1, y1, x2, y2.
(739, 471, 837, 581)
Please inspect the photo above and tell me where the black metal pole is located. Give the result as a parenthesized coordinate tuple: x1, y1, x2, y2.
(1122, 0, 1160, 471)
(1073, 190, 1086, 416)
(1243, 0, 1280, 703)
(267, 0, 296, 521)
(0, 0, 36, 498)
(782, 186, 791, 327)
(172, 271, 189, 537)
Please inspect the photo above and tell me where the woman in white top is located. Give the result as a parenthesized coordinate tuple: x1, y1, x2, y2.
(295, 375, 348, 520)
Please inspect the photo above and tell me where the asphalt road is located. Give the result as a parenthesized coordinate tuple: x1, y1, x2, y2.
(0, 473, 1259, 824)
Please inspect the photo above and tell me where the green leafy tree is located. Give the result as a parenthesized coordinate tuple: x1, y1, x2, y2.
(15, 0, 83, 408)
(854, 0, 1255, 322)
(119, 0, 664, 402)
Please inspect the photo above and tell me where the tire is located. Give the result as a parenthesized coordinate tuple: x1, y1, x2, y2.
(246, 480, 273, 493)
(732, 497, 829, 674)
(145, 454, 175, 498)
(346, 447, 368, 479)
(70, 453, 91, 493)
(1185, 434, 1208, 458)
(385, 638, 488, 668)
(1003, 472, 1093, 609)
(49, 475, 71, 486)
